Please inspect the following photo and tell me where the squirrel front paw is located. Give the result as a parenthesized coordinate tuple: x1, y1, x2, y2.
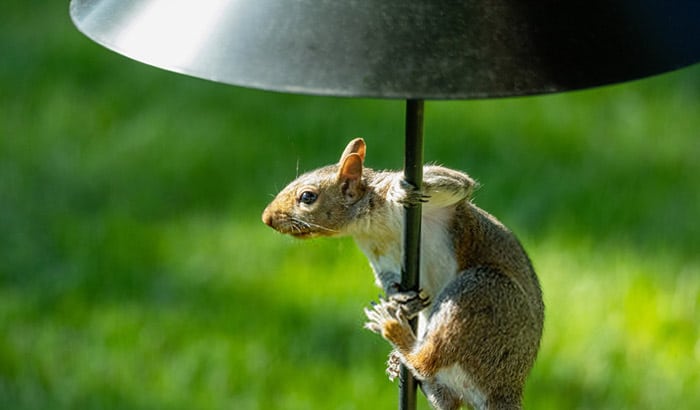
(388, 288, 431, 319)
(395, 180, 430, 207)
(364, 298, 416, 353)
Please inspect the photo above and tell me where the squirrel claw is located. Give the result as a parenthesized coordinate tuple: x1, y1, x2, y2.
(389, 289, 431, 319)
(364, 297, 409, 334)
(397, 180, 430, 206)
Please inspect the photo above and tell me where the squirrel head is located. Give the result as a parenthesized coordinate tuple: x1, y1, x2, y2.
(262, 138, 369, 239)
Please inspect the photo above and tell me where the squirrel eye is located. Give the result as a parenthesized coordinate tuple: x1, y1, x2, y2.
(299, 191, 318, 205)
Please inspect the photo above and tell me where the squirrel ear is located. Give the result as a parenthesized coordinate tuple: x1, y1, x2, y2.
(339, 138, 366, 163)
(338, 153, 365, 202)
(338, 153, 363, 181)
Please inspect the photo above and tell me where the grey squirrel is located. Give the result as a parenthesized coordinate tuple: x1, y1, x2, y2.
(262, 138, 544, 410)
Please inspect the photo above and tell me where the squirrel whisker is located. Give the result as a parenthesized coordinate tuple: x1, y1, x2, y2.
(291, 217, 339, 233)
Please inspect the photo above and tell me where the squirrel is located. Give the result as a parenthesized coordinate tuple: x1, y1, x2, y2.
(262, 138, 544, 410)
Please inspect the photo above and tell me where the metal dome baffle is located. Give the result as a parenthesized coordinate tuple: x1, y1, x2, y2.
(69, 0, 700, 408)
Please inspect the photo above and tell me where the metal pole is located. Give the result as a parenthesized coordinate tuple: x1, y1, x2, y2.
(399, 99, 424, 410)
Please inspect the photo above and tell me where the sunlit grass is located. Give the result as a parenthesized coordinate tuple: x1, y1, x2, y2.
(526, 235, 700, 409)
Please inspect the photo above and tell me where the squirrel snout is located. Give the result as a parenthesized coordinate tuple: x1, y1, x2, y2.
(261, 207, 275, 227)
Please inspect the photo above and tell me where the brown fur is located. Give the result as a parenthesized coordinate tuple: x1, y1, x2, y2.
(263, 139, 544, 410)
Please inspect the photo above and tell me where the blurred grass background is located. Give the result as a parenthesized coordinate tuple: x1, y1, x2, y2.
(1, 2, 699, 409)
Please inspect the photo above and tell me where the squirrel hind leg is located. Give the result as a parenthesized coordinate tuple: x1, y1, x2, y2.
(433, 267, 537, 409)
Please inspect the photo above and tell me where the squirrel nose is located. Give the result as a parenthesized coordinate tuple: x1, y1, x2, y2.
(262, 207, 274, 227)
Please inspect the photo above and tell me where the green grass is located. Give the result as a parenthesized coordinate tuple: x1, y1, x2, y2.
(2, 2, 699, 409)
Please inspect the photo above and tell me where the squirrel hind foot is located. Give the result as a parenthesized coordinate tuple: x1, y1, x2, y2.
(385, 350, 401, 381)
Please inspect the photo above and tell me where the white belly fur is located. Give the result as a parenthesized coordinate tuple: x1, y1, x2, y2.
(436, 363, 487, 409)
(356, 206, 458, 338)
(355, 206, 486, 404)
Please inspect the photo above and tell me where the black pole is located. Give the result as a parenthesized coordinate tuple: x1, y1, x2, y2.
(399, 99, 424, 410)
